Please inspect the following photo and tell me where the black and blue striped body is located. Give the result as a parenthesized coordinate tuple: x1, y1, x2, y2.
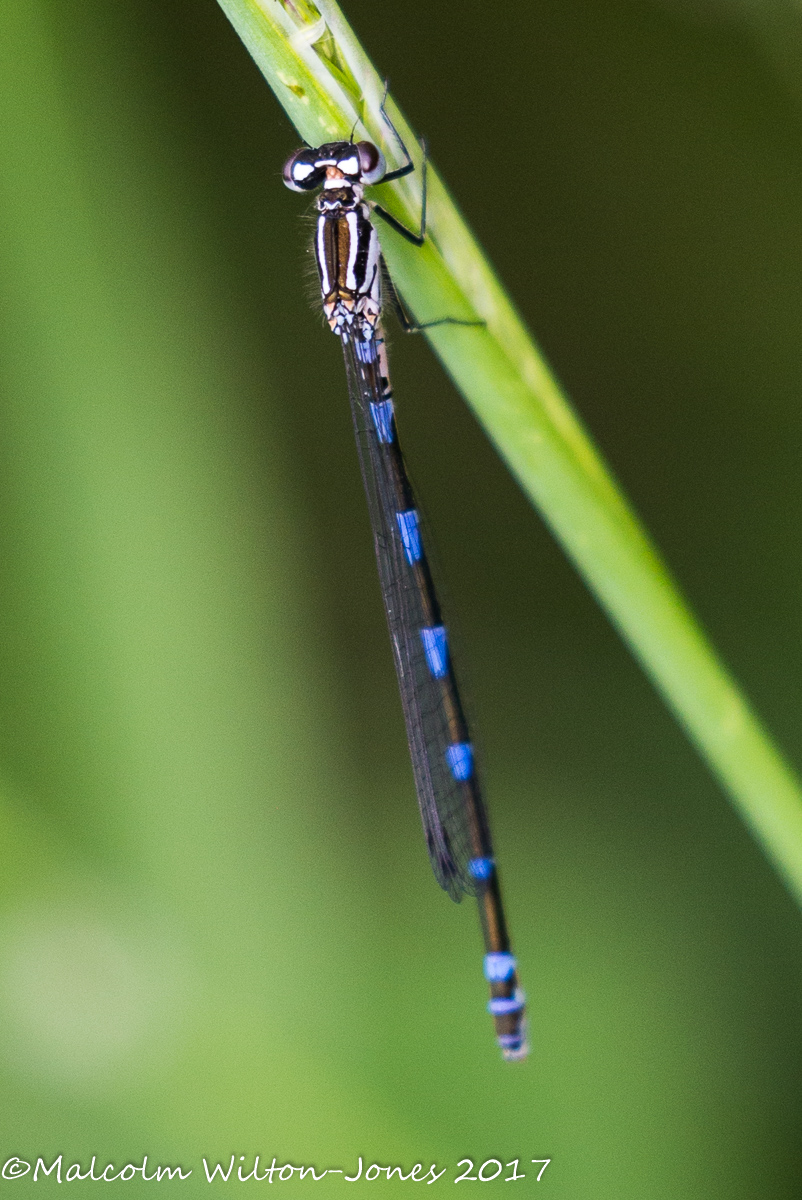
(343, 331, 527, 1060)
(344, 333, 489, 899)
(284, 138, 527, 1061)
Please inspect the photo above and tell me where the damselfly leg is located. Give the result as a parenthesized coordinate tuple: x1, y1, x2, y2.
(376, 79, 416, 184)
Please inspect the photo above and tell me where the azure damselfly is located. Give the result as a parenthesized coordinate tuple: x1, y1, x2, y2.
(283, 97, 527, 1061)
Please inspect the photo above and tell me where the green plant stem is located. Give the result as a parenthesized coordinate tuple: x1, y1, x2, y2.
(217, 0, 802, 903)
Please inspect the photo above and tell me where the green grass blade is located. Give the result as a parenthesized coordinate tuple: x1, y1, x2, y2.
(216, 0, 802, 902)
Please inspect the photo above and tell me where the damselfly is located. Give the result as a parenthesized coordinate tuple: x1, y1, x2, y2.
(283, 96, 527, 1061)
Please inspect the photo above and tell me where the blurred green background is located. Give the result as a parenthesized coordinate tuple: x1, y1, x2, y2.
(1, 0, 802, 1194)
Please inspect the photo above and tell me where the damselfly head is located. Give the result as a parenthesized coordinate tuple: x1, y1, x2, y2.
(282, 140, 387, 192)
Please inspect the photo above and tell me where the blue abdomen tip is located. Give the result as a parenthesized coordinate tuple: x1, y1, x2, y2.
(488, 988, 525, 1016)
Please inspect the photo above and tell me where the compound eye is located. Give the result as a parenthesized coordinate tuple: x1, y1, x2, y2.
(356, 141, 386, 185)
(282, 148, 322, 192)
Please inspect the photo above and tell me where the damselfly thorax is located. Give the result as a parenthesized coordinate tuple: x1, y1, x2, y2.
(316, 184, 382, 341)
